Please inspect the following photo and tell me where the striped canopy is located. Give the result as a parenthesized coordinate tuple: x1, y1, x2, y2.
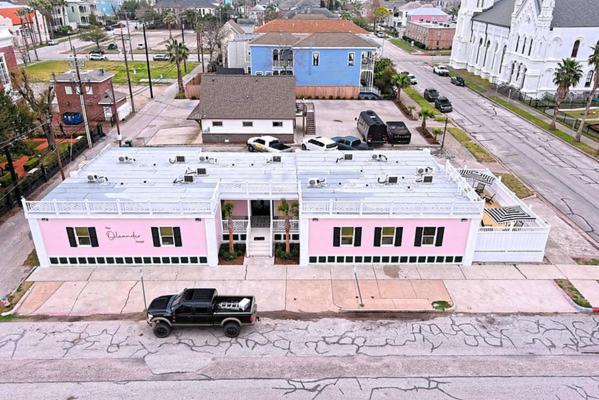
(459, 169, 496, 184)
(484, 206, 535, 223)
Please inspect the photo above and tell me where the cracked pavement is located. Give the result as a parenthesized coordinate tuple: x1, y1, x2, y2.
(1, 314, 598, 399)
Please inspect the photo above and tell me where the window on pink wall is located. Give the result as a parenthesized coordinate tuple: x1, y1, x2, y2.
(414, 227, 444, 247)
(333, 227, 362, 247)
(374, 227, 403, 247)
(66, 227, 99, 247)
(151, 226, 182, 247)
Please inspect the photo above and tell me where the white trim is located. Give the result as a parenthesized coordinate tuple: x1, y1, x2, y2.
(462, 217, 481, 266)
(204, 216, 219, 267)
(28, 218, 49, 267)
(158, 226, 176, 247)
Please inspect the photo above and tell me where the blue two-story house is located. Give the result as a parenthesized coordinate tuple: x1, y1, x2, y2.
(249, 32, 379, 99)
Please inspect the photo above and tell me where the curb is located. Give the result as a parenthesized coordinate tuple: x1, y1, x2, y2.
(553, 280, 594, 314)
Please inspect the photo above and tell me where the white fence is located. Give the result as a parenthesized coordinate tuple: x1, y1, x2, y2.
(473, 226, 550, 262)
(222, 219, 249, 233)
(272, 219, 299, 232)
(301, 200, 484, 216)
(24, 200, 215, 216)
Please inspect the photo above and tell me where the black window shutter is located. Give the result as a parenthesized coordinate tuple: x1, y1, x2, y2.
(333, 227, 340, 247)
(173, 227, 182, 247)
(373, 227, 381, 247)
(66, 227, 77, 247)
(435, 227, 445, 247)
(89, 227, 99, 247)
(414, 227, 423, 247)
(354, 227, 362, 247)
(151, 227, 161, 247)
(394, 227, 403, 247)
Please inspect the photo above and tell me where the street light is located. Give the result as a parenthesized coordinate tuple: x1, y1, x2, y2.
(441, 117, 448, 149)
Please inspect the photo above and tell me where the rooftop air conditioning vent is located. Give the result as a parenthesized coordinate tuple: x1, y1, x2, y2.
(416, 166, 426, 175)
(87, 174, 108, 183)
(118, 155, 135, 163)
(170, 155, 186, 164)
(372, 154, 388, 162)
(307, 177, 326, 188)
(183, 174, 195, 183)
(196, 168, 207, 175)
(422, 175, 433, 183)
(336, 153, 353, 163)
(199, 155, 217, 164)
(377, 175, 398, 185)
(271, 155, 282, 163)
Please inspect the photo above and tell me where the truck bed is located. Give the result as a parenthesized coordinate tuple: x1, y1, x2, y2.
(214, 296, 255, 313)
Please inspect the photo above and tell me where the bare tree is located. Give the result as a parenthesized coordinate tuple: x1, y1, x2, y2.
(203, 19, 223, 66)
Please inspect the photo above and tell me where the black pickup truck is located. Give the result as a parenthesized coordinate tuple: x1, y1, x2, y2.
(387, 121, 411, 145)
(147, 288, 257, 338)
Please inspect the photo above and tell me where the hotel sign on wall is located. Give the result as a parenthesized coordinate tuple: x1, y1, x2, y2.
(104, 227, 145, 244)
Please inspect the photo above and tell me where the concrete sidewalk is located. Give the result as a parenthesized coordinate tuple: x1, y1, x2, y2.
(16, 263, 599, 316)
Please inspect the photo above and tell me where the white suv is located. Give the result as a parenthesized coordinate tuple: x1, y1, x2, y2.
(301, 136, 338, 151)
(433, 65, 450, 76)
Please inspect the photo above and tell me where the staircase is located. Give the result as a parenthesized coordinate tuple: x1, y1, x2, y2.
(305, 102, 316, 135)
(247, 228, 272, 257)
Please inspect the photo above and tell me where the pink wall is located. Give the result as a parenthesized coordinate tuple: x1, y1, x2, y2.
(308, 218, 471, 256)
(222, 200, 248, 218)
(408, 15, 449, 23)
(39, 218, 208, 256)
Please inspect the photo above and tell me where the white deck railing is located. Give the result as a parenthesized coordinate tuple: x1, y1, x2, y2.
(24, 199, 215, 216)
(301, 200, 484, 216)
(473, 225, 550, 262)
(220, 182, 299, 198)
(222, 219, 249, 233)
(272, 219, 299, 232)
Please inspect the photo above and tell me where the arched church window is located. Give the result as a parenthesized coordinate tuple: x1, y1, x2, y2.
(571, 40, 580, 58)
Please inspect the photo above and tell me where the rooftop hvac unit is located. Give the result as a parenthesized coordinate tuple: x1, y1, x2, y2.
(87, 174, 108, 183)
(344, 153, 353, 161)
(422, 175, 433, 183)
(372, 154, 388, 162)
(272, 155, 282, 163)
(416, 166, 426, 175)
(196, 168, 207, 175)
(307, 177, 326, 188)
(387, 176, 399, 184)
(170, 155, 186, 164)
(183, 174, 195, 183)
(199, 155, 217, 164)
(118, 155, 135, 163)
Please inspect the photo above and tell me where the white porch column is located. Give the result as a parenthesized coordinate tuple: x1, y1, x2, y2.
(462, 217, 482, 266)
(299, 217, 309, 266)
(28, 218, 49, 268)
(204, 216, 219, 267)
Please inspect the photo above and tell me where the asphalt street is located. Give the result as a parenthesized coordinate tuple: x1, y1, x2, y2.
(0, 314, 598, 399)
(380, 39, 599, 244)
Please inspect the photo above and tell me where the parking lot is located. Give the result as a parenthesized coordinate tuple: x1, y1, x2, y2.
(307, 100, 430, 147)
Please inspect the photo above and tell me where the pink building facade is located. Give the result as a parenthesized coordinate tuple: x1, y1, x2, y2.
(24, 148, 550, 267)
(407, 7, 449, 23)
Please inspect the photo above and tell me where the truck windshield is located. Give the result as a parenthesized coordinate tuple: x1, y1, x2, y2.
(269, 140, 280, 147)
(326, 143, 337, 149)
(171, 293, 183, 307)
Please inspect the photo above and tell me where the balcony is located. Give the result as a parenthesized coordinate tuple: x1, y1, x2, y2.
(273, 60, 293, 69)
(222, 219, 249, 233)
(361, 60, 374, 70)
(273, 219, 299, 232)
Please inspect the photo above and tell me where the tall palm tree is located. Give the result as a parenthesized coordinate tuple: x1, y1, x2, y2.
(277, 199, 298, 257)
(222, 202, 235, 254)
(418, 108, 435, 131)
(194, 14, 205, 70)
(27, 0, 44, 45)
(576, 43, 599, 141)
(162, 11, 177, 38)
(392, 72, 411, 103)
(166, 38, 189, 94)
(17, 8, 39, 62)
(551, 58, 583, 129)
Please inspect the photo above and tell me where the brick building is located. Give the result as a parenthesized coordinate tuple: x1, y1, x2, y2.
(54, 69, 131, 135)
(404, 21, 455, 50)
(0, 27, 16, 92)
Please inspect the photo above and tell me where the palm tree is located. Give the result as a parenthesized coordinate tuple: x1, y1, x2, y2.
(166, 38, 189, 94)
(27, 0, 44, 45)
(551, 58, 583, 129)
(277, 199, 299, 257)
(163, 11, 177, 38)
(194, 14, 205, 70)
(448, 5, 460, 21)
(418, 108, 435, 131)
(17, 8, 39, 62)
(392, 73, 411, 103)
(576, 44, 599, 141)
(222, 202, 235, 254)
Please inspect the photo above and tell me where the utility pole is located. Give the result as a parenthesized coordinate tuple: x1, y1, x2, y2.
(120, 29, 136, 113)
(124, 11, 134, 62)
(109, 81, 122, 147)
(180, 21, 187, 73)
(2, 146, 21, 203)
(68, 51, 93, 149)
(142, 22, 153, 99)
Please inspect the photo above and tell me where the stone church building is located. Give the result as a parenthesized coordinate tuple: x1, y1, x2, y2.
(450, 0, 599, 99)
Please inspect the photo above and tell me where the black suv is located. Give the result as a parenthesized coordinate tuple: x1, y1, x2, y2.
(387, 121, 411, 144)
(450, 76, 465, 86)
(435, 96, 453, 113)
(424, 88, 439, 102)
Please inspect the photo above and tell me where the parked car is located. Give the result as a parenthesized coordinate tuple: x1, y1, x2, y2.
(386, 121, 412, 144)
(89, 48, 105, 54)
(46, 39, 57, 46)
(332, 136, 371, 150)
(107, 43, 118, 50)
(301, 136, 338, 151)
(136, 43, 145, 50)
(400, 71, 417, 85)
(147, 288, 257, 338)
(89, 53, 107, 61)
(247, 135, 293, 153)
(375, 31, 386, 38)
(153, 53, 169, 61)
(433, 65, 450, 76)
(357, 110, 388, 145)
(435, 96, 453, 113)
(423, 88, 440, 102)
(450, 75, 465, 86)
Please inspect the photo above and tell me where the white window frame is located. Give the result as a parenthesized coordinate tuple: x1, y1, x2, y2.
(255, 71, 263, 76)
(74, 227, 92, 247)
(312, 52, 320, 66)
(159, 226, 175, 246)
(85, 85, 93, 94)
(65, 86, 73, 95)
(380, 227, 396, 246)
(585, 70, 594, 88)
(421, 227, 439, 246)
(0, 54, 9, 85)
(340, 227, 355, 246)
(348, 52, 355, 66)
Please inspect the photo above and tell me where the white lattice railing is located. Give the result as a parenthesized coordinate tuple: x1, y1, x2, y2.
(24, 200, 215, 216)
(221, 182, 298, 197)
(272, 219, 299, 232)
(301, 200, 484, 216)
(222, 219, 249, 233)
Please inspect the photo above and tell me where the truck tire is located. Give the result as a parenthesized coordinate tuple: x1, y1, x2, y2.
(301, 144, 307, 150)
(223, 321, 241, 338)
(247, 144, 255, 152)
(153, 322, 172, 338)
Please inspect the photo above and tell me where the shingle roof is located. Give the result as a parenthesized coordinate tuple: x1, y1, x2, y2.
(551, 0, 599, 27)
(250, 32, 300, 45)
(223, 20, 244, 35)
(55, 69, 114, 83)
(188, 75, 296, 120)
(471, 0, 515, 28)
(155, 0, 218, 9)
(294, 32, 378, 48)
(255, 18, 367, 34)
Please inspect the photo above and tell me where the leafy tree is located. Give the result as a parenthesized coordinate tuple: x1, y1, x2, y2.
(162, 11, 177, 38)
(264, 4, 279, 22)
(373, 57, 395, 95)
(222, 201, 234, 254)
(80, 26, 107, 51)
(551, 58, 583, 129)
(0, 91, 34, 147)
(576, 43, 599, 141)
(373, 5, 390, 31)
(277, 199, 298, 257)
(166, 38, 189, 94)
(392, 72, 411, 102)
(448, 4, 460, 20)
(418, 108, 435, 131)
(120, 0, 140, 15)
(17, 8, 38, 62)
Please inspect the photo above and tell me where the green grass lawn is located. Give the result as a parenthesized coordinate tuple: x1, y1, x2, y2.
(404, 86, 439, 116)
(562, 108, 599, 120)
(573, 257, 599, 265)
(489, 95, 598, 158)
(449, 69, 493, 93)
(496, 173, 534, 199)
(447, 127, 495, 163)
(390, 38, 417, 53)
(24, 60, 198, 85)
(555, 279, 591, 308)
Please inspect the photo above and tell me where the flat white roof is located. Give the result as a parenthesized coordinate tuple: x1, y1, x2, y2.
(33, 147, 482, 216)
